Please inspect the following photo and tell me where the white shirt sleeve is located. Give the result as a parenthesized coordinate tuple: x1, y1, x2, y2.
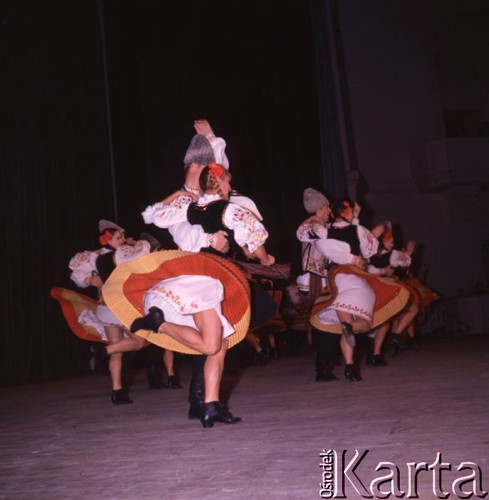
(229, 193, 263, 220)
(357, 225, 379, 258)
(168, 221, 208, 252)
(69, 250, 99, 288)
(296, 221, 328, 242)
(223, 203, 268, 253)
(142, 195, 192, 228)
(390, 249, 412, 268)
(208, 136, 229, 169)
(314, 239, 356, 265)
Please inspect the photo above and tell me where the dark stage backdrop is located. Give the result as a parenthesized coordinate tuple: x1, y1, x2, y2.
(1, 0, 344, 386)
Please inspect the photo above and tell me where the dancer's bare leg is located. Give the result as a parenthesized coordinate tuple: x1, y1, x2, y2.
(158, 309, 223, 355)
(105, 326, 124, 390)
(163, 349, 175, 377)
(392, 301, 419, 335)
(106, 333, 148, 356)
(373, 322, 390, 356)
(202, 341, 228, 402)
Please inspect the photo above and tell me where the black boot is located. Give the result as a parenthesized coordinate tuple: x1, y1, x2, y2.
(147, 363, 163, 389)
(371, 354, 388, 367)
(111, 389, 133, 405)
(316, 370, 339, 382)
(200, 401, 242, 428)
(130, 306, 165, 333)
(365, 337, 374, 365)
(200, 401, 221, 428)
(406, 336, 421, 351)
(214, 402, 241, 424)
(188, 355, 206, 419)
(344, 364, 362, 381)
(389, 332, 405, 356)
(165, 375, 183, 389)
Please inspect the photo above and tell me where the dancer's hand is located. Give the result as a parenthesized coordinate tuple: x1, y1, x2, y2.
(260, 253, 275, 266)
(194, 119, 214, 139)
(209, 230, 229, 253)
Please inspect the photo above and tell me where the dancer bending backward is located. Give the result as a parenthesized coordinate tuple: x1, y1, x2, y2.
(160, 120, 263, 420)
(67, 220, 152, 404)
(308, 198, 409, 381)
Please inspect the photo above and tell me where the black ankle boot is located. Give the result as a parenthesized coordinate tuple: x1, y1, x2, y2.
(316, 370, 339, 382)
(111, 389, 133, 405)
(188, 355, 206, 419)
(389, 332, 405, 356)
(165, 375, 183, 389)
(147, 363, 163, 389)
(344, 364, 362, 381)
(200, 401, 221, 428)
(130, 306, 165, 333)
(215, 403, 241, 424)
(200, 401, 242, 428)
(371, 354, 388, 367)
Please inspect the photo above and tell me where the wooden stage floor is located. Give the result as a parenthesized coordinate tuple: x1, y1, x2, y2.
(1, 334, 488, 499)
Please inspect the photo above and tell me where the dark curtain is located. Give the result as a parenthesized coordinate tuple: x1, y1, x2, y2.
(1, 0, 345, 386)
(309, 0, 350, 197)
(0, 1, 114, 385)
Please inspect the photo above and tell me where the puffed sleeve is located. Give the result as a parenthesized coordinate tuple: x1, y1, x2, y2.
(223, 203, 268, 253)
(114, 240, 151, 265)
(357, 225, 379, 258)
(296, 221, 328, 242)
(314, 239, 356, 265)
(208, 136, 229, 169)
(142, 195, 192, 228)
(390, 249, 412, 268)
(168, 221, 209, 252)
(69, 250, 98, 288)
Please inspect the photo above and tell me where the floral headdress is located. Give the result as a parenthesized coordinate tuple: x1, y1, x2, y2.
(208, 162, 225, 179)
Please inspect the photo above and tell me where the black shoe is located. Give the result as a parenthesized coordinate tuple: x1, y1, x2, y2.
(148, 380, 164, 390)
(406, 337, 421, 351)
(344, 364, 362, 381)
(147, 364, 163, 389)
(253, 349, 268, 366)
(200, 401, 242, 428)
(111, 389, 133, 405)
(371, 354, 388, 367)
(200, 401, 221, 428)
(340, 322, 356, 347)
(215, 403, 242, 424)
(130, 306, 165, 333)
(389, 333, 405, 357)
(316, 370, 339, 382)
(164, 375, 183, 389)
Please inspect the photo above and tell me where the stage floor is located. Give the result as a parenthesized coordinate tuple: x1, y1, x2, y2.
(1, 335, 488, 499)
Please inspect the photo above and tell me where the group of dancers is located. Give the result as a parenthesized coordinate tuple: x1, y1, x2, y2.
(291, 187, 438, 382)
(52, 119, 438, 428)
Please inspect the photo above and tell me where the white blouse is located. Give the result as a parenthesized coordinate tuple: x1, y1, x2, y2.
(69, 240, 150, 288)
(143, 193, 268, 254)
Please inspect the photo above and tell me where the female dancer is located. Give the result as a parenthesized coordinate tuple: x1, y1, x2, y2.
(67, 219, 151, 404)
(100, 250, 251, 428)
(308, 198, 409, 380)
